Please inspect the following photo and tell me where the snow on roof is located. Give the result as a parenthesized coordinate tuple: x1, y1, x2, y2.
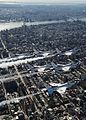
(38, 67, 45, 72)
(62, 66, 70, 72)
(43, 52, 50, 57)
(64, 51, 73, 56)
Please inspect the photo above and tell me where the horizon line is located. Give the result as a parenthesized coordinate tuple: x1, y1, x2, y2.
(0, 1, 86, 5)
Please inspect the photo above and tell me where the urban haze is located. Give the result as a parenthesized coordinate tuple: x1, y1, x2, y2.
(0, 1, 86, 120)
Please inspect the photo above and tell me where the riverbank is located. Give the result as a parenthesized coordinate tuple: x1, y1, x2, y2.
(0, 17, 86, 31)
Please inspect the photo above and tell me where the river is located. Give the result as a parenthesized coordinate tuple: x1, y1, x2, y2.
(0, 18, 86, 31)
(0, 20, 64, 31)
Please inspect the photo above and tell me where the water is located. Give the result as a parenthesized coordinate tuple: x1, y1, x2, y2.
(0, 20, 64, 31)
(0, 22, 23, 31)
(0, 18, 86, 31)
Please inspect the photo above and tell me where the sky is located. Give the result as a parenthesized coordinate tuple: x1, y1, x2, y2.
(0, 0, 86, 4)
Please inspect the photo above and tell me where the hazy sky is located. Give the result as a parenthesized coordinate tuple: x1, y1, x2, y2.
(0, 0, 86, 3)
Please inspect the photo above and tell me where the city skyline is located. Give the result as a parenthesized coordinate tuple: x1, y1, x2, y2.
(0, 0, 86, 4)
